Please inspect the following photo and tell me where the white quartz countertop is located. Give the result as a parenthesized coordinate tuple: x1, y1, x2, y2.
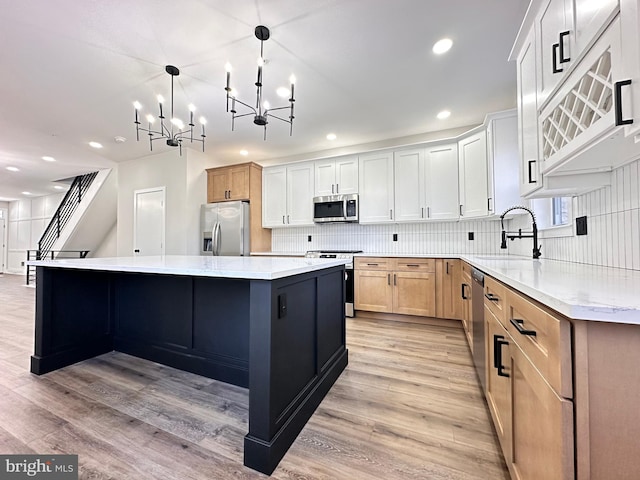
(461, 255, 640, 324)
(26, 255, 348, 280)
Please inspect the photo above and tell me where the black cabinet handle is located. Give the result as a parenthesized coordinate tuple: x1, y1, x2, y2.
(406, 264, 420, 267)
(488, 197, 493, 212)
(446, 262, 449, 275)
(494, 335, 510, 378)
(485, 293, 500, 302)
(461, 283, 469, 300)
(615, 80, 634, 126)
(510, 318, 537, 336)
(559, 30, 571, 64)
(387, 273, 391, 285)
(528, 160, 537, 184)
(552, 43, 563, 74)
(367, 263, 379, 266)
(134, 249, 140, 253)
(459, 204, 463, 216)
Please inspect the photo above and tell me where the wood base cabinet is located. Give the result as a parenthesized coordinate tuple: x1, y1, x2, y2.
(354, 257, 435, 317)
(436, 259, 462, 320)
(460, 262, 473, 346)
(483, 276, 574, 480)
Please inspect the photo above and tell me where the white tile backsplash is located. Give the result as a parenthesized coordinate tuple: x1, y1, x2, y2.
(507, 157, 640, 271)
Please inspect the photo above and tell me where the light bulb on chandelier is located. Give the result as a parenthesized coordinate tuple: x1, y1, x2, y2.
(225, 26, 296, 140)
(133, 65, 206, 155)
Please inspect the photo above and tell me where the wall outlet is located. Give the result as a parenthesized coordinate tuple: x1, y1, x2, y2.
(468, 232, 474, 240)
(576, 216, 588, 235)
(21, 261, 25, 266)
(393, 233, 398, 241)
(307, 235, 312, 242)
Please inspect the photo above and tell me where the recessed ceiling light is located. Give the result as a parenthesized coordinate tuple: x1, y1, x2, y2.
(433, 38, 453, 55)
(53, 185, 65, 190)
(89, 141, 103, 149)
(276, 87, 291, 98)
(22, 191, 31, 195)
(326, 133, 337, 141)
(437, 110, 451, 120)
(6, 166, 20, 172)
(42, 156, 56, 162)
(240, 150, 249, 156)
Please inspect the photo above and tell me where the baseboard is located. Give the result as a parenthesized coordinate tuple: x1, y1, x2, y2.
(354, 310, 463, 329)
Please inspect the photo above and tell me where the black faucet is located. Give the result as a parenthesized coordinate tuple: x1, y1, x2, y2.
(500, 206, 542, 259)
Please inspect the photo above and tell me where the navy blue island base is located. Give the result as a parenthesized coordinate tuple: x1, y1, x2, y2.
(30, 262, 348, 475)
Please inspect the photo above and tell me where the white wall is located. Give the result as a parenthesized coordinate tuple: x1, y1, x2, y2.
(508, 158, 640, 270)
(92, 223, 117, 257)
(6, 193, 64, 273)
(117, 148, 211, 256)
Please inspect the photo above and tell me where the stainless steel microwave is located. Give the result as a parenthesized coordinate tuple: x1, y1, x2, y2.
(313, 194, 359, 223)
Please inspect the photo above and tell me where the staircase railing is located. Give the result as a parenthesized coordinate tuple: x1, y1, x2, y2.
(38, 171, 98, 259)
(26, 249, 90, 285)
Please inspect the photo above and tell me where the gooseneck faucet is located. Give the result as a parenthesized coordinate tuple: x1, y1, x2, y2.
(500, 205, 542, 259)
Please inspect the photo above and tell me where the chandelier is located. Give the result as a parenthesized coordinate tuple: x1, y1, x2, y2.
(224, 26, 296, 140)
(134, 65, 206, 155)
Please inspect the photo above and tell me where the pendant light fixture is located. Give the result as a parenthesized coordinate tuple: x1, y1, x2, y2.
(134, 65, 206, 155)
(225, 26, 296, 140)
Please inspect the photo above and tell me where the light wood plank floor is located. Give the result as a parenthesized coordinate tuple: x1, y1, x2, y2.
(0, 273, 508, 479)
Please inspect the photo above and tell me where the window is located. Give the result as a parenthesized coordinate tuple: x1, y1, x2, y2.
(552, 197, 570, 226)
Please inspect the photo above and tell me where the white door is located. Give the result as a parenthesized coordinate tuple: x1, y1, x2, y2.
(358, 151, 395, 223)
(425, 144, 460, 220)
(394, 149, 425, 222)
(287, 163, 315, 226)
(459, 131, 489, 218)
(262, 167, 287, 227)
(134, 187, 165, 256)
(0, 216, 5, 273)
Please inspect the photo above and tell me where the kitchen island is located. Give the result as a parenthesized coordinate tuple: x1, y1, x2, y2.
(27, 255, 349, 475)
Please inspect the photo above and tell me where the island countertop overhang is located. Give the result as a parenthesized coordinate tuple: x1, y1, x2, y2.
(26, 255, 348, 280)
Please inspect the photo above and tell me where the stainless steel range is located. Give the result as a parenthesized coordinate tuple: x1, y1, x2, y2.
(305, 250, 362, 317)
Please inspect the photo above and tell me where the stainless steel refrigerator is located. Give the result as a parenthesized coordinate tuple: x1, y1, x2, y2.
(200, 201, 250, 256)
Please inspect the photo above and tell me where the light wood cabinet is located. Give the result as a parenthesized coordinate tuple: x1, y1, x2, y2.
(354, 257, 435, 316)
(460, 262, 473, 346)
(205, 162, 271, 252)
(483, 275, 574, 480)
(207, 164, 251, 202)
(436, 259, 462, 320)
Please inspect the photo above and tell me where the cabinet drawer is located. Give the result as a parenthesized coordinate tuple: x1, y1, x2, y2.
(506, 289, 573, 398)
(355, 257, 392, 271)
(484, 276, 507, 327)
(395, 258, 435, 272)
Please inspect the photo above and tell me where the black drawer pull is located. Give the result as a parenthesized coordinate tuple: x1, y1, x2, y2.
(406, 264, 421, 267)
(552, 43, 563, 74)
(485, 293, 500, 302)
(528, 160, 537, 184)
(367, 263, 379, 266)
(559, 30, 571, 64)
(615, 80, 633, 126)
(510, 318, 537, 336)
(461, 283, 469, 300)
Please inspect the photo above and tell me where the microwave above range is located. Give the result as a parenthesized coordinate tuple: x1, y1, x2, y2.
(313, 194, 359, 223)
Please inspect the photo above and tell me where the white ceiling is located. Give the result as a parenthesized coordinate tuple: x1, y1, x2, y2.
(0, 0, 529, 201)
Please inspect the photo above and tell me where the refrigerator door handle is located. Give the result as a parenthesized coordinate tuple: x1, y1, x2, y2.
(216, 222, 222, 256)
(212, 222, 219, 256)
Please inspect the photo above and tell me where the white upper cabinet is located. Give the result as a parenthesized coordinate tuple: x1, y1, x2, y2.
(393, 149, 425, 222)
(517, 27, 544, 197)
(314, 156, 358, 196)
(537, 0, 574, 106)
(487, 111, 522, 215)
(262, 162, 315, 227)
(458, 130, 489, 218)
(262, 167, 287, 227)
(574, 0, 619, 60)
(358, 151, 395, 223)
(620, 0, 640, 137)
(424, 143, 460, 220)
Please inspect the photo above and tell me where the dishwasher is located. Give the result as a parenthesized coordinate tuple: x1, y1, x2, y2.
(471, 267, 486, 393)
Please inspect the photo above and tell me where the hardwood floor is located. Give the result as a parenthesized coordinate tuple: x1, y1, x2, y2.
(0, 273, 508, 479)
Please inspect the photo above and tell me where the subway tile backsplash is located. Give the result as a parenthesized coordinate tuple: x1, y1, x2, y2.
(273, 157, 640, 271)
(272, 219, 507, 256)
(507, 158, 640, 271)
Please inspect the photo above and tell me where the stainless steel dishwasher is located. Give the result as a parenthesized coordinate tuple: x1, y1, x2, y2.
(471, 267, 486, 393)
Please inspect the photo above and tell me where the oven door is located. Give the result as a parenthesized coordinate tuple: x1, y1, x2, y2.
(313, 198, 346, 223)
